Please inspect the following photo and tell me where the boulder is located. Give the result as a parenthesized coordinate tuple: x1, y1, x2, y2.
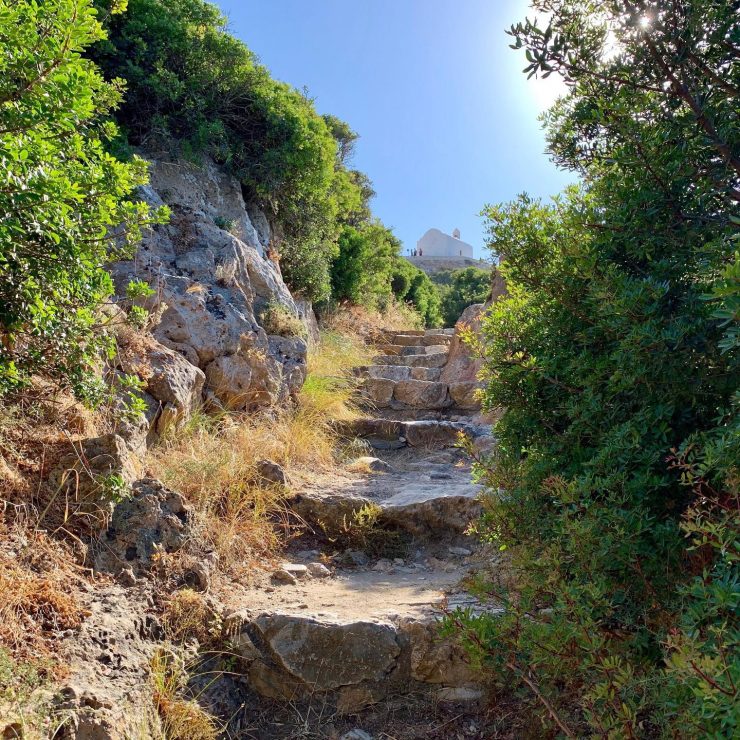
(51, 434, 138, 500)
(94, 478, 191, 575)
(245, 615, 405, 702)
(111, 154, 307, 411)
(291, 492, 373, 536)
(116, 332, 205, 427)
(380, 482, 483, 536)
(393, 380, 450, 409)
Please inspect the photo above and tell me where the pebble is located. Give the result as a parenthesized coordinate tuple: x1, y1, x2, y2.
(448, 546, 473, 556)
(436, 686, 484, 703)
(340, 731, 373, 740)
(373, 559, 392, 572)
(272, 569, 298, 585)
(307, 562, 331, 578)
(393, 557, 405, 565)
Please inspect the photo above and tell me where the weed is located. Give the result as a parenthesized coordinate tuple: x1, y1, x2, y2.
(162, 590, 221, 645)
(150, 648, 219, 740)
(331, 503, 409, 559)
(259, 300, 307, 339)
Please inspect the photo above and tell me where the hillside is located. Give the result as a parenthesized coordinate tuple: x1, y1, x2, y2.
(1, 0, 738, 739)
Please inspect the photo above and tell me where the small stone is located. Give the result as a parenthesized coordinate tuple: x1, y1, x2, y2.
(257, 459, 288, 486)
(448, 546, 473, 556)
(436, 686, 483, 703)
(353, 456, 393, 473)
(393, 558, 405, 565)
(118, 567, 137, 587)
(280, 562, 309, 578)
(340, 731, 373, 740)
(373, 559, 392, 572)
(430, 472, 453, 480)
(307, 562, 331, 578)
(272, 569, 298, 585)
(346, 550, 370, 566)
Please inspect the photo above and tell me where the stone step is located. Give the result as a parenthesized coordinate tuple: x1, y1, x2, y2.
(357, 365, 443, 382)
(224, 564, 501, 714)
(363, 377, 451, 410)
(337, 417, 489, 449)
(373, 352, 448, 369)
(377, 344, 448, 357)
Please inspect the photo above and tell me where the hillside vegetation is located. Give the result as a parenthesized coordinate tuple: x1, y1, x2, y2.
(451, 1, 739, 737)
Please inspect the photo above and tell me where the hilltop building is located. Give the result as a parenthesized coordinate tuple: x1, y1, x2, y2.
(406, 227, 484, 274)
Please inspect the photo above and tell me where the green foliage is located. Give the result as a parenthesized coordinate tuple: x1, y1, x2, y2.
(452, 2, 740, 736)
(328, 503, 409, 560)
(389, 259, 442, 327)
(0, 0, 164, 395)
(89, 0, 362, 303)
(330, 223, 401, 306)
(438, 266, 491, 326)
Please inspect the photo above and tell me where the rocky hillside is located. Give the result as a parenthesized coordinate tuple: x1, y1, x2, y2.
(109, 154, 314, 448)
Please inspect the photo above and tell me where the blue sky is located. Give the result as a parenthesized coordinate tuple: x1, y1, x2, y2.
(216, 0, 573, 258)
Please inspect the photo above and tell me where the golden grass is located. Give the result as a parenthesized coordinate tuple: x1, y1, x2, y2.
(322, 299, 423, 338)
(150, 648, 219, 740)
(145, 327, 373, 577)
(162, 589, 219, 645)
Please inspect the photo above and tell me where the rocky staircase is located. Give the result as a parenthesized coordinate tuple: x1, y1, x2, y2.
(209, 325, 500, 731)
(356, 328, 479, 413)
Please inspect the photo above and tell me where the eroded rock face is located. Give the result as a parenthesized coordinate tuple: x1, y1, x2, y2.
(94, 478, 191, 576)
(111, 155, 308, 412)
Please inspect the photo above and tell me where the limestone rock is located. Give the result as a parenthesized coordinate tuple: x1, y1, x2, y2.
(380, 482, 483, 536)
(116, 332, 205, 432)
(363, 377, 395, 406)
(94, 478, 191, 576)
(291, 492, 373, 536)
(436, 686, 484, 703)
(246, 614, 403, 694)
(398, 617, 478, 686)
(353, 456, 392, 473)
(52, 434, 138, 500)
(257, 459, 288, 486)
(291, 492, 373, 534)
(449, 381, 483, 409)
(307, 562, 331, 578)
(393, 380, 450, 410)
(111, 154, 307, 411)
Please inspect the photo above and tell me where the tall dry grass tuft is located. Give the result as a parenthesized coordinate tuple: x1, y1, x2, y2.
(146, 327, 373, 577)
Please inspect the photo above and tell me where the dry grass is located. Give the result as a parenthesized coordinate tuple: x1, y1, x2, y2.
(322, 299, 423, 340)
(146, 326, 373, 578)
(162, 589, 219, 645)
(150, 648, 219, 740)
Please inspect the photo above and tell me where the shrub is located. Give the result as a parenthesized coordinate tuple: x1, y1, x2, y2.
(0, 0, 164, 395)
(439, 266, 491, 326)
(452, 2, 740, 736)
(258, 301, 307, 339)
(90, 0, 360, 302)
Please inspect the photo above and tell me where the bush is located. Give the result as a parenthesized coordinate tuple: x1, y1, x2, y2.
(90, 0, 360, 302)
(439, 266, 491, 326)
(0, 0, 163, 394)
(452, 2, 739, 736)
(390, 259, 442, 327)
(330, 223, 401, 306)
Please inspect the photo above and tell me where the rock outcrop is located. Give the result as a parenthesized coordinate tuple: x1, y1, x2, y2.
(110, 154, 309, 418)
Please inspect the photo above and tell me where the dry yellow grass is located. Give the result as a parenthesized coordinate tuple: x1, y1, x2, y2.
(146, 327, 373, 577)
(150, 648, 219, 740)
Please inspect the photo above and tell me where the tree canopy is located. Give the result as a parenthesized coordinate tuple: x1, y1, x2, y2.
(452, 1, 739, 736)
